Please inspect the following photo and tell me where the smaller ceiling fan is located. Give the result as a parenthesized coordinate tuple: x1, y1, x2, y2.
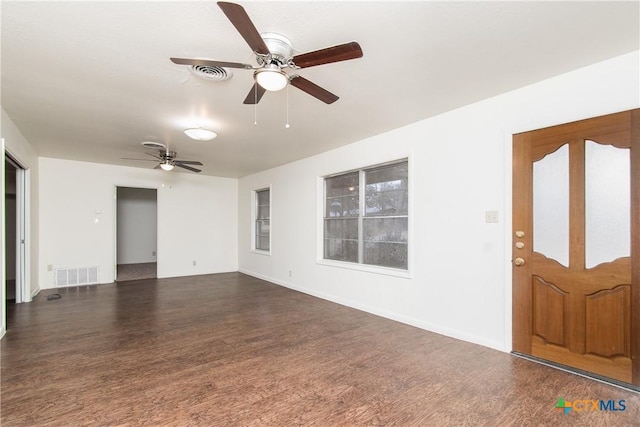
(170, 1, 363, 104)
(123, 150, 203, 173)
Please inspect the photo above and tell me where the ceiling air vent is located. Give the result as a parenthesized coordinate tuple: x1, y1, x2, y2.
(141, 141, 166, 150)
(189, 65, 232, 82)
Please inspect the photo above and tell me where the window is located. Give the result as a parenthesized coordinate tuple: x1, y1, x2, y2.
(324, 160, 408, 269)
(255, 188, 270, 251)
(325, 172, 360, 263)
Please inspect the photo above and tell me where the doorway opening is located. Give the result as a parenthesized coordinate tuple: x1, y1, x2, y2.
(115, 187, 158, 282)
(3, 150, 30, 333)
(5, 159, 17, 303)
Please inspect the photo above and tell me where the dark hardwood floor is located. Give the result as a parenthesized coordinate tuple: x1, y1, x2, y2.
(2, 273, 638, 426)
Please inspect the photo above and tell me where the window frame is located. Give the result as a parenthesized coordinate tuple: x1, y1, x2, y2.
(318, 159, 410, 277)
(252, 186, 271, 255)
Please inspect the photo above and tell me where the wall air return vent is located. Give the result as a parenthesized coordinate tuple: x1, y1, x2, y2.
(54, 266, 99, 287)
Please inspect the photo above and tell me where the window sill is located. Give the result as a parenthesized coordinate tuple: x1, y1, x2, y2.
(251, 250, 271, 256)
(316, 259, 411, 279)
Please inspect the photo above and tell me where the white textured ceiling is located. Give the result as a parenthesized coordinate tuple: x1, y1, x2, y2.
(2, 1, 639, 177)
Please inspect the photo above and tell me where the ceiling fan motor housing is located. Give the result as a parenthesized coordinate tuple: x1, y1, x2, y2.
(159, 150, 177, 161)
(258, 33, 293, 66)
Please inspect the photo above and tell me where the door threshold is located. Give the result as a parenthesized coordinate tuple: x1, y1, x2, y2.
(511, 352, 639, 394)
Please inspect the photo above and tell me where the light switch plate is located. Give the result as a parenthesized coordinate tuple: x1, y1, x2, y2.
(485, 210, 499, 223)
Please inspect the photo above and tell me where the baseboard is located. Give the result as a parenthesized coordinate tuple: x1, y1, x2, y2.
(0, 326, 5, 340)
(238, 269, 507, 353)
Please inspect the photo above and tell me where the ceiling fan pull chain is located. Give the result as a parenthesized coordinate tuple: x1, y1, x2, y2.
(285, 84, 290, 129)
(254, 84, 258, 126)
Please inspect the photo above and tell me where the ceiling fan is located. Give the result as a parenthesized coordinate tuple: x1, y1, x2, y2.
(123, 149, 203, 173)
(170, 1, 363, 104)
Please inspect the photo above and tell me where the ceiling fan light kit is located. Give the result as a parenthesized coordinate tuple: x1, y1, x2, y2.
(184, 128, 218, 141)
(160, 162, 175, 171)
(254, 65, 288, 91)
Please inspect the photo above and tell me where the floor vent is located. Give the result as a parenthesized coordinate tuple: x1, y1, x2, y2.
(54, 267, 99, 287)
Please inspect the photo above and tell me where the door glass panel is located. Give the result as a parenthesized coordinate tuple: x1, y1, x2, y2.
(585, 140, 630, 268)
(533, 144, 569, 267)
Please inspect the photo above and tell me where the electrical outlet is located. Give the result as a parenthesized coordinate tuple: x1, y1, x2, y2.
(152, 251, 156, 257)
(193, 260, 197, 266)
(288, 270, 292, 278)
(47, 264, 53, 272)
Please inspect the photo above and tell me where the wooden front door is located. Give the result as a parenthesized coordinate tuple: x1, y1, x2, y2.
(512, 109, 639, 385)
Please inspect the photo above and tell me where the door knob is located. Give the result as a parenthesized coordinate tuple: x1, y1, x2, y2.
(514, 257, 525, 266)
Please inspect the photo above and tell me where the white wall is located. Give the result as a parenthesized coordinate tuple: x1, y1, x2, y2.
(238, 51, 640, 352)
(117, 187, 157, 265)
(38, 158, 238, 288)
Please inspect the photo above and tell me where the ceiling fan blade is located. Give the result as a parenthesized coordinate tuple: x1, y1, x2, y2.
(243, 83, 267, 104)
(175, 163, 202, 173)
(170, 57, 254, 70)
(175, 160, 204, 166)
(145, 152, 162, 160)
(217, 2, 270, 56)
(154, 164, 162, 169)
(292, 42, 363, 69)
(290, 76, 339, 104)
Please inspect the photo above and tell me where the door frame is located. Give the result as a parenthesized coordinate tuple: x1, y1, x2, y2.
(2, 144, 31, 337)
(113, 185, 159, 281)
(632, 109, 640, 384)
(511, 109, 640, 385)
(4, 151, 30, 304)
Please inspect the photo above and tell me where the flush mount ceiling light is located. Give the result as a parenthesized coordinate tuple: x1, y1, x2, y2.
(184, 128, 217, 141)
(254, 64, 288, 92)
